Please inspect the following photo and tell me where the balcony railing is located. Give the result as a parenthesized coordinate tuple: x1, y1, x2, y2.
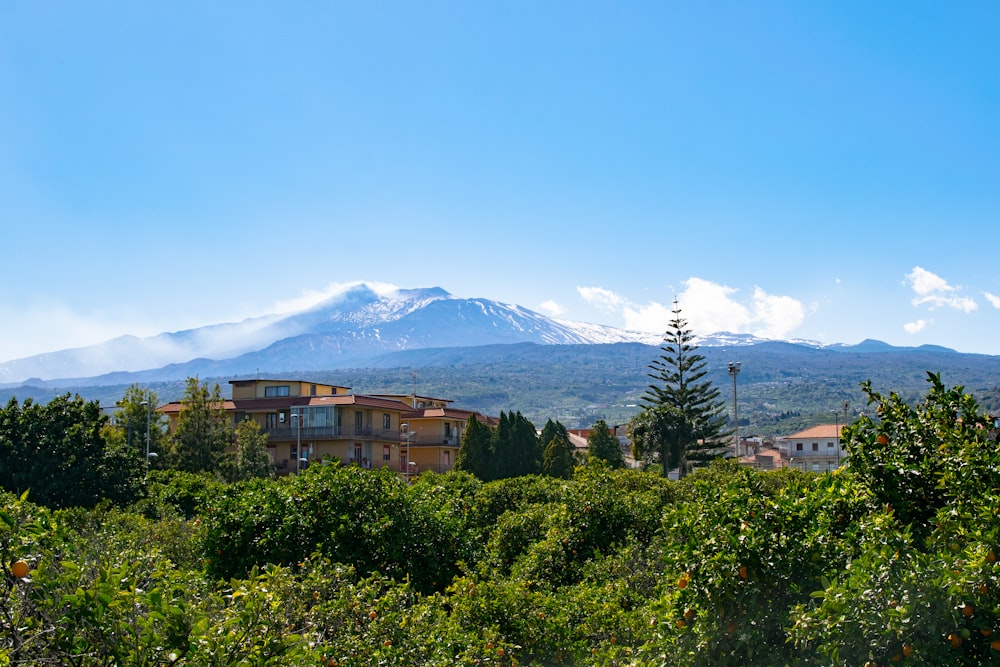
(406, 435, 460, 447)
(266, 426, 402, 441)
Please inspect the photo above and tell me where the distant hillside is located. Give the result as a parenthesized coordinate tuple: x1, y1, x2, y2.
(3, 340, 998, 438)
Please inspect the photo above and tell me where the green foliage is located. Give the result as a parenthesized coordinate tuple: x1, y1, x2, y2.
(114, 384, 167, 463)
(0, 394, 145, 509)
(455, 414, 493, 480)
(587, 418, 625, 468)
(168, 377, 231, 473)
(230, 416, 273, 482)
(6, 373, 1000, 665)
(201, 465, 473, 594)
(846, 372, 1000, 538)
(541, 419, 575, 479)
(492, 411, 541, 479)
(132, 468, 224, 519)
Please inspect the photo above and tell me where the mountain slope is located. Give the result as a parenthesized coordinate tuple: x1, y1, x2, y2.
(0, 284, 656, 384)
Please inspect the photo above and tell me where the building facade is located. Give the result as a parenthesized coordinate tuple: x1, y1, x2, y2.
(778, 424, 846, 472)
(159, 380, 494, 477)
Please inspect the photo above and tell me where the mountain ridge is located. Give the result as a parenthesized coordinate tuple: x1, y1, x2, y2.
(0, 282, 968, 388)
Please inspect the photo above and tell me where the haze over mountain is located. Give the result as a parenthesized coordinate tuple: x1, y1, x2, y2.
(0, 284, 665, 385)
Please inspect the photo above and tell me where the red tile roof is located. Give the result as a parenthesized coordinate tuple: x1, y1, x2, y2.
(782, 424, 843, 440)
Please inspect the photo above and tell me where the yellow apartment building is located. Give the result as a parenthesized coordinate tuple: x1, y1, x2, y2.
(159, 380, 495, 476)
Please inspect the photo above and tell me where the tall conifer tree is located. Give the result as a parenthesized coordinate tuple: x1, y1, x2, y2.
(634, 300, 730, 475)
(455, 414, 494, 480)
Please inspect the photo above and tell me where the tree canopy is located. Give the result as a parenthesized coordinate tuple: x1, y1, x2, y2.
(586, 419, 625, 469)
(168, 378, 232, 474)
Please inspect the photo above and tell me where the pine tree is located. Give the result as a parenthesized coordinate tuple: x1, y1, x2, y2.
(635, 300, 730, 476)
(455, 414, 494, 480)
(587, 419, 625, 469)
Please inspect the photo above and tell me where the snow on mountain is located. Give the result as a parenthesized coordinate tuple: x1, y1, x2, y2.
(0, 284, 656, 384)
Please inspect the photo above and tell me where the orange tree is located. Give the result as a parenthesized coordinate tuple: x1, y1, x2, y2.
(786, 374, 1000, 665)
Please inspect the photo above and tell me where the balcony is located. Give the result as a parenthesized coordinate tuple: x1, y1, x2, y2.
(405, 434, 460, 447)
(266, 425, 402, 441)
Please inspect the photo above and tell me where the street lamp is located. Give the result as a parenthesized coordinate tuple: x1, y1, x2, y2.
(139, 399, 151, 468)
(728, 362, 741, 457)
(400, 423, 416, 477)
(831, 409, 841, 469)
(291, 411, 302, 474)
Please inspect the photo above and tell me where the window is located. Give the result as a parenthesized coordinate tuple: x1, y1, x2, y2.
(383, 445, 391, 462)
(444, 422, 452, 438)
(812, 443, 819, 452)
(265, 413, 278, 429)
(355, 411, 364, 435)
(265, 385, 290, 397)
(795, 443, 803, 451)
(383, 413, 391, 430)
(310, 384, 317, 396)
(827, 441, 834, 448)
(444, 451, 451, 466)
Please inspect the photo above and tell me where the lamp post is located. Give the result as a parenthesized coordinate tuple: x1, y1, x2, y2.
(831, 410, 840, 470)
(728, 362, 741, 457)
(139, 399, 151, 469)
(291, 411, 301, 474)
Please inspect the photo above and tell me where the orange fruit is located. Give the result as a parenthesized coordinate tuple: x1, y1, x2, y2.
(368, 610, 377, 620)
(949, 632, 963, 648)
(677, 573, 690, 589)
(739, 566, 748, 579)
(988, 549, 997, 563)
(981, 628, 994, 637)
(877, 434, 889, 445)
(992, 640, 1000, 651)
(10, 560, 29, 578)
(684, 608, 696, 621)
(962, 604, 974, 617)
(676, 619, 686, 629)
(902, 644, 913, 657)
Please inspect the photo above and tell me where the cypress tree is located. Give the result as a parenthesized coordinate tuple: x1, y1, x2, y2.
(455, 414, 494, 480)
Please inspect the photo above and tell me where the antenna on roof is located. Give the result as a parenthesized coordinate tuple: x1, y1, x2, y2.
(411, 371, 417, 408)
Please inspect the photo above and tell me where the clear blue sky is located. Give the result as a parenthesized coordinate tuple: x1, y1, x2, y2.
(3, 1, 1000, 361)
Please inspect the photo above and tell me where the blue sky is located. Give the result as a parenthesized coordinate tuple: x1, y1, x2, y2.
(2, 2, 1000, 362)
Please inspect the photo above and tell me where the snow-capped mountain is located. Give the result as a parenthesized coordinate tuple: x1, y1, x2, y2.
(0, 284, 662, 384)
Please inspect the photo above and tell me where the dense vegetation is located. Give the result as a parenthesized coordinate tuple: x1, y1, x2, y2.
(4, 373, 1000, 665)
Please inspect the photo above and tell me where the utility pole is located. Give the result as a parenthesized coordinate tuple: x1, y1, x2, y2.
(728, 362, 741, 457)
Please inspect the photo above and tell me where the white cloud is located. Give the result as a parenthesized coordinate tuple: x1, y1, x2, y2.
(576, 277, 805, 339)
(984, 292, 1000, 309)
(905, 267, 978, 313)
(271, 280, 401, 314)
(904, 319, 928, 334)
(677, 278, 751, 334)
(621, 301, 673, 333)
(577, 286, 628, 312)
(537, 300, 567, 316)
(749, 287, 807, 339)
